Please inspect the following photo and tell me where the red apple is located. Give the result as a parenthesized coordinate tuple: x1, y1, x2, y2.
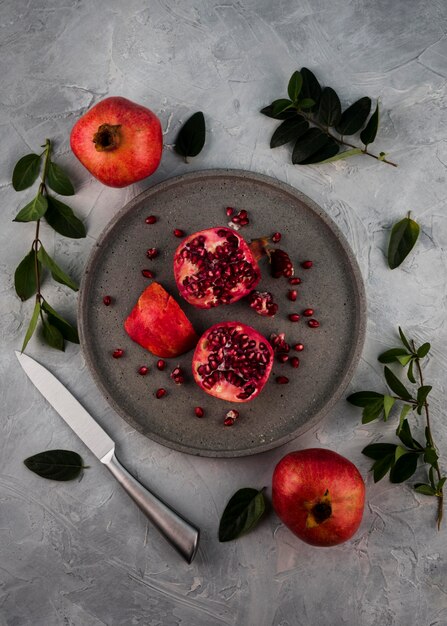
(272, 448, 365, 547)
(70, 97, 162, 188)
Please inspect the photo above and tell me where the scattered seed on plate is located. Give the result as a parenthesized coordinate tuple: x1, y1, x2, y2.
(276, 376, 289, 384)
(277, 353, 289, 363)
(146, 248, 158, 259)
(289, 277, 301, 285)
(287, 290, 298, 301)
(138, 366, 149, 375)
(301, 260, 313, 269)
(145, 215, 157, 224)
(293, 343, 304, 352)
(303, 308, 314, 317)
(112, 349, 124, 358)
(194, 407, 205, 418)
(271, 232, 282, 243)
(308, 319, 320, 328)
(142, 269, 155, 279)
(155, 388, 167, 399)
(226, 207, 234, 217)
(290, 357, 300, 368)
(173, 229, 185, 238)
(156, 359, 166, 370)
(289, 313, 300, 322)
(103, 295, 112, 306)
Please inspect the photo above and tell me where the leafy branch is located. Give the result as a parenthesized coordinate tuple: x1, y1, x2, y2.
(347, 327, 444, 529)
(13, 139, 86, 351)
(261, 68, 397, 167)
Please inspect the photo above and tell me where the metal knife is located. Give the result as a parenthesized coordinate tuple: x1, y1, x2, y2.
(15, 351, 200, 563)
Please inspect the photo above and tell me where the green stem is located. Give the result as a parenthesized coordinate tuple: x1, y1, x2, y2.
(34, 139, 52, 307)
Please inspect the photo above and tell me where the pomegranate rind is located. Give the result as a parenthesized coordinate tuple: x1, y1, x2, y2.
(192, 321, 274, 403)
(173, 227, 261, 309)
(124, 282, 198, 358)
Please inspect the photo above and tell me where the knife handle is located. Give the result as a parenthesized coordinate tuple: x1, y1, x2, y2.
(101, 450, 200, 563)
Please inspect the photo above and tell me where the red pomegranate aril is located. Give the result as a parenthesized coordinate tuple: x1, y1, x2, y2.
(271, 232, 282, 243)
(112, 349, 124, 358)
(155, 388, 167, 399)
(173, 229, 185, 238)
(226, 409, 239, 421)
(289, 314, 300, 322)
(226, 207, 234, 217)
(289, 277, 301, 285)
(277, 353, 289, 363)
(145, 215, 157, 224)
(293, 343, 304, 352)
(287, 290, 298, 301)
(270, 249, 294, 278)
(103, 295, 112, 306)
(308, 319, 320, 328)
(170, 367, 185, 384)
(156, 359, 166, 370)
(146, 248, 158, 259)
(224, 416, 235, 426)
(231, 214, 240, 223)
(142, 269, 155, 279)
(194, 406, 205, 418)
(270, 333, 290, 353)
(302, 260, 313, 269)
(290, 357, 300, 368)
(138, 366, 149, 375)
(248, 290, 278, 317)
(276, 376, 289, 384)
(239, 217, 249, 226)
(238, 210, 247, 219)
(303, 308, 314, 317)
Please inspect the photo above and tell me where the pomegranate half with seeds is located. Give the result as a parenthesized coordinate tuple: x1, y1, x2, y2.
(192, 321, 274, 402)
(173, 227, 261, 309)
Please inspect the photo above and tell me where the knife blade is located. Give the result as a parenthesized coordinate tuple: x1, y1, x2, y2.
(15, 351, 200, 563)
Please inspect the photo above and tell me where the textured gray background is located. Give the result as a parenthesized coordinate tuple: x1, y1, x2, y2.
(1, 1, 447, 625)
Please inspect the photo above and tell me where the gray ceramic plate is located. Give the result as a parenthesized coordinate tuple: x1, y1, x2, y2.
(79, 170, 366, 457)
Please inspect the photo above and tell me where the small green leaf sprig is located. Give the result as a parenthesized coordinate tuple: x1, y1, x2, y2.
(388, 212, 420, 269)
(261, 67, 397, 167)
(13, 139, 86, 351)
(174, 111, 206, 163)
(24, 449, 87, 481)
(347, 327, 444, 529)
(218, 487, 266, 542)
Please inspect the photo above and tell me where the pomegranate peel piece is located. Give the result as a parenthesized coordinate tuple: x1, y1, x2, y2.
(124, 282, 198, 358)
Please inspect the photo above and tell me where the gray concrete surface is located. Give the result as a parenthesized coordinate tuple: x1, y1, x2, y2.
(1, 1, 447, 624)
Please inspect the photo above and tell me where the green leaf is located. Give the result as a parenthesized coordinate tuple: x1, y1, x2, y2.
(397, 404, 412, 435)
(384, 366, 412, 400)
(14, 193, 48, 222)
(397, 419, 416, 449)
(42, 318, 64, 351)
(407, 360, 416, 384)
(362, 399, 384, 423)
(45, 196, 86, 239)
(297, 98, 315, 110)
(174, 112, 206, 159)
(414, 483, 436, 496)
(398, 327, 412, 352)
(24, 450, 84, 481)
(260, 104, 297, 120)
(318, 87, 341, 127)
(37, 245, 78, 291)
(12, 153, 41, 191)
(436, 477, 446, 492)
(417, 343, 430, 358)
(372, 455, 395, 482)
(270, 116, 309, 148)
(378, 348, 410, 364)
(383, 395, 395, 420)
(397, 354, 413, 367)
(417, 385, 432, 407)
(292, 128, 331, 164)
(347, 391, 384, 407)
(288, 71, 303, 101)
(269, 99, 294, 117)
(362, 443, 397, 460)
(299, 138, 340, 164)
(21, 299, 41, 352)
(41, 300, 79, 344)
(336, 97, 372, 135)
(389, 453, 418, 483)
(388, 216, 420, 269)
(300, 67, 322, 110)
(47, 161, 75, 196)
(218, 488, 266, 542)
(317, 147, 361, 164)
(395, 445, 408, 461)
(424, 447, 438, 465)
(360, 101, 379, 146)
(14, 250, 40, 301)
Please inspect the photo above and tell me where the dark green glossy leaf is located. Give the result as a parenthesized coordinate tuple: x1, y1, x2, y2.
(389, 453, 418, 483)
(41, 300, 79, 344)
(398, 327, 412, 352)
(260, 104, 297, 120)
(318, 87, 341, 127)
(383, 395, 395, 420)
(21, 300, 41, 353)
(42, 318, 64, 351)
(45, 196, 86, 239)
(362, 399, 384, 424)
(12, 153, 41, 191)
(297, 98, 315, 110)
(378, 348, 410, 364)
(218, 488, 266, 542)
(347, 391, 384, 407)
(14, 193, 48, 222)
(414, 483, 436, 496)
(174, 112, 206, 159)
(299, 138, 340, 164)
(269, 99, 294, 117)
(37, 245, 78, 291)
(14, 250, 40, 301)
(384, 366, 412, 400)
(24, 449, 84, 481)
(417, 343, 430, 358)
(288, 71, 303, 101)
(47, 162, 75, 196)
(407, 359, 416, 384)
(362, 443, 397, 460)
(336, 97, 371, 135)
(417, 385, 432, 407)
(424, 447, 438, 465)
(360, 101, 379, 146)
(388, 216, 420, 269)
(292, 128, 330, 164)
(300, 67, 321, 110)
(372, 455, 394, 482)
(270, 116, 309, 148)
(397, 419, 415, 449)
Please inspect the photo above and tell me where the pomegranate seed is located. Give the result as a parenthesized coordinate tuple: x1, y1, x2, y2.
(155, 388, 167, 399)
(226, 409, 240, 420)
(277, 353, 289, 363)
(146, 248, 158, 259)
(226, 207, 234, 217)
(276, 376, 289, 384)
(302, 260, 313, 269)
(142, 269, 154, 279)
(287, 290, 298, 301)
(270, 249, 294, 278)
(303, 308, 314, 317)
(224, 417, 235, 426)
(293, 343, 304, 351)
(288, 314, 300, 322)
(156, 359, 166, 370)
(308, 319, 320, 328)
(289, 277, 301, 285)
(145, 215, 157, 224)
(173, 229, 185, 238)
(112, 349, 124, 358)
(231, 214, 240, 223)
(239, 210, 247, 219)
(103, 295, 112, 306)
(271, 232, 282, 243)
(239, 217, 249, 226)
(170, 367, 185, 384)
(194, 407, 204, 418)
(248, 290, 278, 317)
(138, 366, 149, 375)
(270, 333, 290, 353)
(290, 357, 300, 368)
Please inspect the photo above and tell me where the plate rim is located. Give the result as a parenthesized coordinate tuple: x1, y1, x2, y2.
(78, 168, 366, 457)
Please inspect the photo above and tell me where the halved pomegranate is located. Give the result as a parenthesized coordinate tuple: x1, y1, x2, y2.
(192, 321, 274, 402)
(124, 282, 197, 358)
(173, 227, 261, 309)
